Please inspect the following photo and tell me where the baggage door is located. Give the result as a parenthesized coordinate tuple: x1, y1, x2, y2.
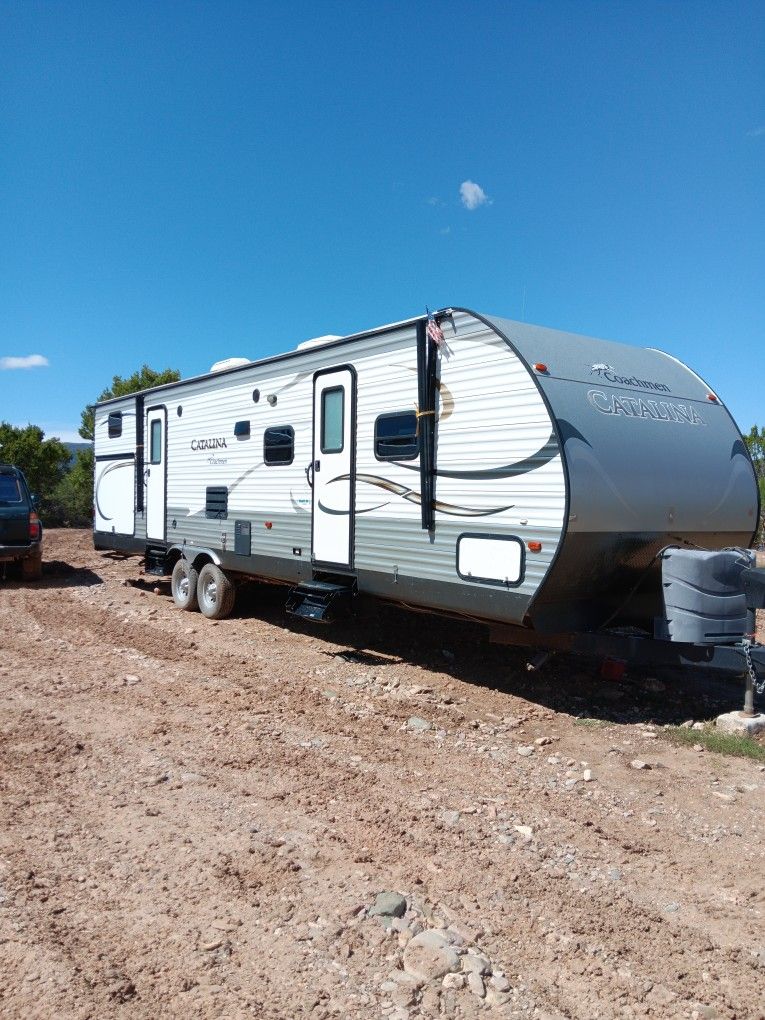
(145, 406, 167, 541)
(311, 367, 356, 567)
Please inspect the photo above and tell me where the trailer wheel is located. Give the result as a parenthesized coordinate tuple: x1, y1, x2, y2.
(197, 563, 236, 620)
(171, 558, 200, 611)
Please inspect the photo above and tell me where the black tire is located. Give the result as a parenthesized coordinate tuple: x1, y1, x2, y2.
(171, 558, 199, 611)
(197, 563, 236, 620)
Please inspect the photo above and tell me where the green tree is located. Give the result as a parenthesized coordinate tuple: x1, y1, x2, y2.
(0, 422, 71, 503)
(48, 448, 94, 526)
(79, 364, 181, 441)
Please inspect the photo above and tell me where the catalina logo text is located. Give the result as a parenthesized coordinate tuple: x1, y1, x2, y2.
(191, 437, 228, 451)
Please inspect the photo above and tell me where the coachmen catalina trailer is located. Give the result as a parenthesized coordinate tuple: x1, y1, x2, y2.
(93, 308, 765, 689)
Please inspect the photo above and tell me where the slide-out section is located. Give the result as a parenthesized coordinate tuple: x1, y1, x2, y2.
(94, 455, 135, 535)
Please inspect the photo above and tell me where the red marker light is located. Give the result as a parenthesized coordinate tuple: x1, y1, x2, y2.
(706, 393, 718, 402)
(264, 521, 273, 529)
(534, 363, 548, 374)
(29, 511, 41, 542)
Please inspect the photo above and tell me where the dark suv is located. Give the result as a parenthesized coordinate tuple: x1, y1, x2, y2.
(0, 464, 43, 580)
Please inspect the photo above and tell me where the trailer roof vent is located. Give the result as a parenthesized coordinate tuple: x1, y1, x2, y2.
(209, 357, 251, 373)
(296, 334, 342, 351)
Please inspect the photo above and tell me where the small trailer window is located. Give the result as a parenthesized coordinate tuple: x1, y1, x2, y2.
(374, 411, 418, 461)
(108, 412, 123, 438)
(149, 419, 162, 464)
(321, 387, 344, 454)
(264, 426, 294, 465)
(205, 486, 228, 519)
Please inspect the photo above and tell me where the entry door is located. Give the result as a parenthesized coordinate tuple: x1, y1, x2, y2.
(312, 368, 355, 566)
(146, 407, 167, 541)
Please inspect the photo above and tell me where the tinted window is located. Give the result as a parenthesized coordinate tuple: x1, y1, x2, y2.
(0, 475, 22, 504)
(374, 411, 418, 460)
(264, 426, 294, 465)
(321, 387, 344, 453)
(108, 411, 123, 438)
(205, 486, 228, 520)
(150, 419, 162, 464)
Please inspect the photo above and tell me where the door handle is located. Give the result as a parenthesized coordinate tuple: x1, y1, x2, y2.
(314, 459, 320, 472)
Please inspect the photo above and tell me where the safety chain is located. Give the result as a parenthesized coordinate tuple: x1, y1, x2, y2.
(741, 640, 765, 696)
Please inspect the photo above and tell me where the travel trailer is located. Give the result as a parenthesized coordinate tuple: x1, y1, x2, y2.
(93, 307, 765, 684)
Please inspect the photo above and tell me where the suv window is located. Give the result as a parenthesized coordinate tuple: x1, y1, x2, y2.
(0, 475, 23, 504)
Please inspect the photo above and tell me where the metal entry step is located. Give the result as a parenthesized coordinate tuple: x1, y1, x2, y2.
(144, 546, 169, 576)
(286, 578, 355, 623)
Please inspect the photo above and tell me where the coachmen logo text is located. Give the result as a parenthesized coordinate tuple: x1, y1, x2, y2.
(590, 363, 670, 393)
(191, 437, 228, 451)
(588, 390, 705, 426)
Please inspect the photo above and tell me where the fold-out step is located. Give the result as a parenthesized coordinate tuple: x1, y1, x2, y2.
(286, 579, 355, 623)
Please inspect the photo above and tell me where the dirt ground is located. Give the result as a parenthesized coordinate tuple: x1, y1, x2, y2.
(1, 530, 764, 1020)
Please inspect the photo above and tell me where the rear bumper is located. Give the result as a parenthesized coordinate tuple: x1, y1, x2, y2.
(0, 541, 40, 562)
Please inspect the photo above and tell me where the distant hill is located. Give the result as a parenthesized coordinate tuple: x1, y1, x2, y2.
(64, 441, 91, 464)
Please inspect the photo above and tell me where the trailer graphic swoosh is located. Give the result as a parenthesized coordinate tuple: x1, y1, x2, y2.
(95, 461, 133, 521)
(323, 474, 513, 518)
(393, 429, 559, 480)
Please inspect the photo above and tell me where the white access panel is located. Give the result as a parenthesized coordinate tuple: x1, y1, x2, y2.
(312, 368, 354, 566)
(94, 459, 135, 535)
(457, 535, 524, 586)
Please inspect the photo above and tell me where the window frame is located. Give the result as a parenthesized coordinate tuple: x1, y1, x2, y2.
(320, 386, 345, 455)
(263, 425, 295, 466)
(149, 418, 162, 464)
(107, 411, 123, 438)
(374, 409, 419, 462)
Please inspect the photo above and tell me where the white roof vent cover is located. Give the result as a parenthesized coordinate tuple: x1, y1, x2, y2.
(296, 334, 342, 351)
(209, 357, 251, 373)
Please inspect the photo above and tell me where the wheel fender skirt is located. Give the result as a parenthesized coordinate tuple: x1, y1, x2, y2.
(168, 544, 221, 567)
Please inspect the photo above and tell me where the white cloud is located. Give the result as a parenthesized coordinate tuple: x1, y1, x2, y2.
(746, 126, 765, 137)
(459, 180, 491, 210)
(0, 354, 49, 370)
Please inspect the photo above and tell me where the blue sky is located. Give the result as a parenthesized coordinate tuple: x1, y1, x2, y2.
(1, 0, 763, 441)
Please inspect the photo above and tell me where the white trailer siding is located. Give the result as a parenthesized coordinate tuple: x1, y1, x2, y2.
(94, 310, 568, 624)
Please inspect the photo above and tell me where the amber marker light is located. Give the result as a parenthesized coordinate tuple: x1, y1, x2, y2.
(527, 541, 542, 553)
(534, 363, 548, 373)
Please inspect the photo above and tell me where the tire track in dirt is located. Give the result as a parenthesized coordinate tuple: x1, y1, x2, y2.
(1, 530, 764, 1018)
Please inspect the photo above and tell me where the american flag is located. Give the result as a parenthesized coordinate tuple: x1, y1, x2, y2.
(426, 309, 445, 348)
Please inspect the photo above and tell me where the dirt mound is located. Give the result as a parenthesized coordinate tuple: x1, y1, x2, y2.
(1, 529, 763, 1018)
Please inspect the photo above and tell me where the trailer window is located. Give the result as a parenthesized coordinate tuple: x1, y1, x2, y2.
(321, 387, 344, 454)
(205, 486, 228, 519)
(374, 411, 418, 461)
(149, 419, 162, 464)
(264, 426, 294, 465)
(108, 411, 123, 438)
